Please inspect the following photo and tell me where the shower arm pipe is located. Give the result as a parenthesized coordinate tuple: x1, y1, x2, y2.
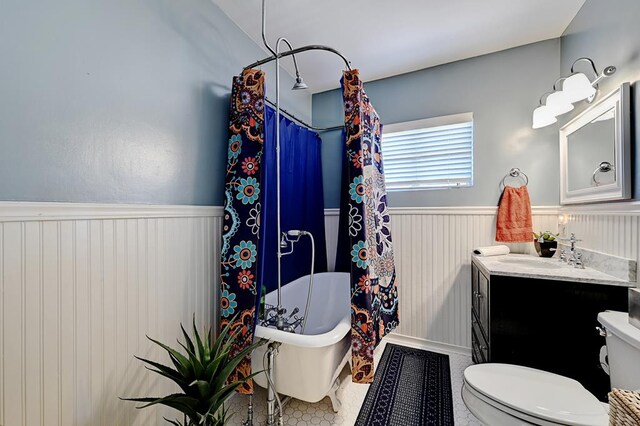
(243, 44, 352, 72)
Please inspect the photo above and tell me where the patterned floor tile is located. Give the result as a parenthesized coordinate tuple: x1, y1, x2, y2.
(227, 340, 481, 425)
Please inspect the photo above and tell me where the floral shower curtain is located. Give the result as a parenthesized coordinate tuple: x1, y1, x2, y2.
(219, 69, 265, 394)
(339, 70, 399, 384)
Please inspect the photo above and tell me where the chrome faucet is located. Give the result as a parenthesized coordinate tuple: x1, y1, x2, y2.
(261, 304, 304, 331)
(559, 248, 567, 262)
(560, 233, 584, 268)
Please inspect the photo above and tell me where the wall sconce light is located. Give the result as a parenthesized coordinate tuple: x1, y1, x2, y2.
(531, 57, 616, 129)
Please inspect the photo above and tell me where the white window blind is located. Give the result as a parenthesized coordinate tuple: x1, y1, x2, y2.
(382, 113, 474, 191)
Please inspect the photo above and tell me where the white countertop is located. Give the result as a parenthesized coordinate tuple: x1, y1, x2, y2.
(472, 254, 635, 287)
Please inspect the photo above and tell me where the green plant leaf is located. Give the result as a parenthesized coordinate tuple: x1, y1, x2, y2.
(163, 417, 183, 426)
(188, 379, 211, 400)
(192, 315, 207, 362)
(211, 339, 264, 391)
(204, 330, 247, 379)
(134, 355, 187, 385)
(177, 340, 205, 379)
(143, 367, 190, 394)
(123, 394, 200, 421)
(205, 371, 262, 418)
(217, 325, 244, 363)
(204, 351, 228, 382)
(210, 314, 239, 363)
(205, 325, 212, 356)
(147, 336, 193, 378)
(180, 323, 196, 356)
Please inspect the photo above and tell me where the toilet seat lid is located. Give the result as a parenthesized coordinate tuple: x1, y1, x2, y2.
(464, 364, 608, 426)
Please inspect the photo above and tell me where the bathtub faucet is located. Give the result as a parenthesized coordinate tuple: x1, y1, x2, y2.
(280, 229, 309, 255)
(262, 304, 304, 333)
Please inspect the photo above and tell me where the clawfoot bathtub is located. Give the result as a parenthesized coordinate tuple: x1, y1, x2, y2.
(252, 272, 351, 411)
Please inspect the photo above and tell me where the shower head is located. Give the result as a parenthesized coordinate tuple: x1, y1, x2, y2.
(292, 75, 308, 90)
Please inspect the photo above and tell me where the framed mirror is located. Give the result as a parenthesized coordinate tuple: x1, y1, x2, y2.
(559, 82, 631, 204)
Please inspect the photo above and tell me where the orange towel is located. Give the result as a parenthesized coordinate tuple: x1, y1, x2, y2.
(496, 186, 533, 243)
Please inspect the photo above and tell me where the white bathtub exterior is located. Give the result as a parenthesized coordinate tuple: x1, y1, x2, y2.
(252, 272, 351, 403)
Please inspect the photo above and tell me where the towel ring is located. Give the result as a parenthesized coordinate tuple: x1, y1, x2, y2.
(500, 168, 529, 190)
(592, 161, 614, 186)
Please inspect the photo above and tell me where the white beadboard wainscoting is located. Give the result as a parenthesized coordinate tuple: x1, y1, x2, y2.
(0, 203, 222, 426)
(325, 207, 560, 351)
(562, 202, 640, 266)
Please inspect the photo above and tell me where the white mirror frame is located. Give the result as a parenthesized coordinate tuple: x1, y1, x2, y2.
(559, 82, 631, 205)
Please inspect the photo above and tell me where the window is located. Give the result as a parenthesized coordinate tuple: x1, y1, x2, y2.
(382, 113, 474, 191)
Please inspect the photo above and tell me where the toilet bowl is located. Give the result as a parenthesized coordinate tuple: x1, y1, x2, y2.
(462, 311, 640, 425)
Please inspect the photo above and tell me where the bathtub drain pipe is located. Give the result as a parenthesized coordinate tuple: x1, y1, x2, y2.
(265, 342, 283, 426)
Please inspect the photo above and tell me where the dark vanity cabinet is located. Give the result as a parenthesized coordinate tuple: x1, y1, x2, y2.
(471, 259, 629, 401)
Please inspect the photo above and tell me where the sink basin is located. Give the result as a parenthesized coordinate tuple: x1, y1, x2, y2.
(496, 257, 562, 269)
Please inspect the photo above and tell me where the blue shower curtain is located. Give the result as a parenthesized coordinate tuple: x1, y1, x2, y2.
(259, 106, 328, 294)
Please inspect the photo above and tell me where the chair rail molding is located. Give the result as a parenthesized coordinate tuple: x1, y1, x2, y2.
(324, 205, 560, 216)
(0, 201, 223, 222)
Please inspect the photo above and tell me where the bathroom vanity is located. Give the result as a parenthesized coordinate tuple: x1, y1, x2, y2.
(471, 254, 635, 400)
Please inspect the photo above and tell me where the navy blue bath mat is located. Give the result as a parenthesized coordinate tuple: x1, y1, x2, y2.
(355, 343, 454, 426)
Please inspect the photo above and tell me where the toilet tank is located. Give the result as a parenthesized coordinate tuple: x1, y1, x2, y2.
(598, 311, 640, 391)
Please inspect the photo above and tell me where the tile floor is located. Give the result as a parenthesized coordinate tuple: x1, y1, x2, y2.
(227, 339, 481, 425)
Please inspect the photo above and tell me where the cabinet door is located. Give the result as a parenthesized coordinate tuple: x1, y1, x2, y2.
(472, 263, 479, 314)
(472, 313, 489, 362)
(477, 270, 489, 337)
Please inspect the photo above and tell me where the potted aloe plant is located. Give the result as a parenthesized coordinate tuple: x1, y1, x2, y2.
(533, 231, 558, 258)
(122, 316, 264, 426)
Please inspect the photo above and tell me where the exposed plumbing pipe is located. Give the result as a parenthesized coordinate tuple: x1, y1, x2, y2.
(261, 0, 305, 83)
(301, 231, 315, 334)
(264, 342, 283, 426)
(241, 395, 254, 426)
(260, 0, 276, 56)
(286, 230, 316, 335)
(274, 36, 288, 324)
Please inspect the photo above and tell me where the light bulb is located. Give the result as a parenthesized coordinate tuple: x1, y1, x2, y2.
(545, 91, 574, 116)
(562, 73, 597, 103)
(532, 105, 557, 129)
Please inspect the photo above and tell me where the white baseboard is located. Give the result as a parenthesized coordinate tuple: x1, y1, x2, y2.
(384, 333, 472, 356)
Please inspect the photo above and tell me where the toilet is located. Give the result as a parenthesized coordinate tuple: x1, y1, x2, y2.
(462, 311, 640, 425)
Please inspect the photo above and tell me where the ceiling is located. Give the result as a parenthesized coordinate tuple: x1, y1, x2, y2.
(213, 0, 585, 94)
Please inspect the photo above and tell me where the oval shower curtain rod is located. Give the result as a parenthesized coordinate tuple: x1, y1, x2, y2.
(246, 43, 352, 132)
(244, 44, 352, 71)
(264, 98, 344, 133)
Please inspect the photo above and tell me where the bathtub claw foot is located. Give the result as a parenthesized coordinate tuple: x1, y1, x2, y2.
(328, 378, 342, 412)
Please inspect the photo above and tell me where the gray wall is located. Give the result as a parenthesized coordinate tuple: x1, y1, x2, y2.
(0, 0, 311, 205)
(560, 0, 640, 198)
(313, 40, 561, 208)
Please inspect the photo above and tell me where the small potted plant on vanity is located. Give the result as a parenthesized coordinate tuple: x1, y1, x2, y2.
(533, 231, 558, 258)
